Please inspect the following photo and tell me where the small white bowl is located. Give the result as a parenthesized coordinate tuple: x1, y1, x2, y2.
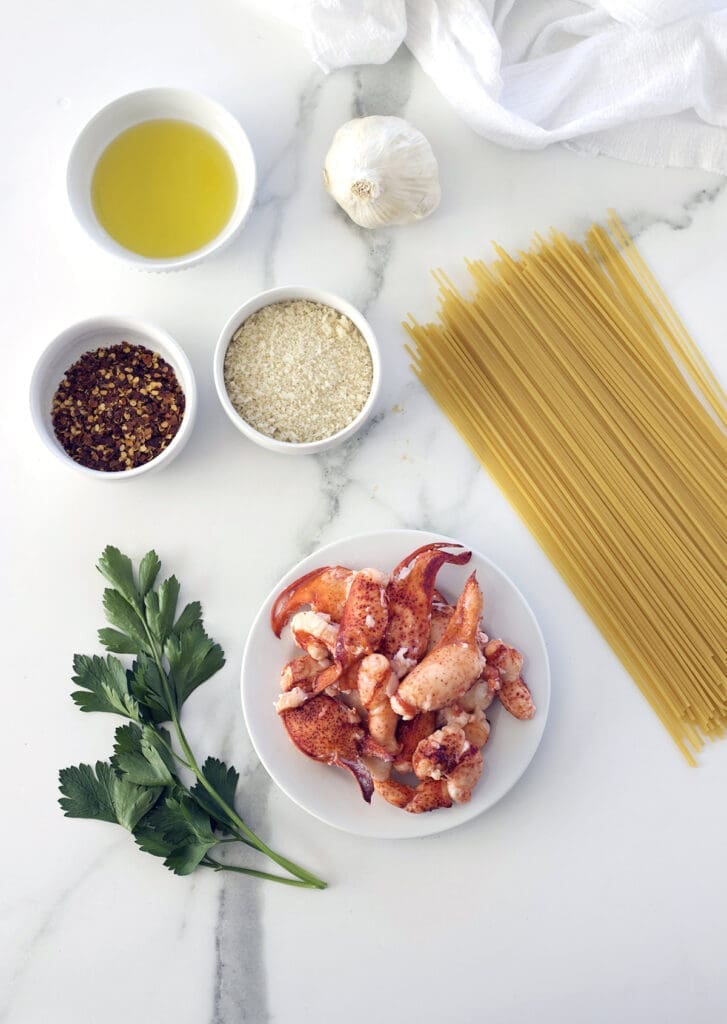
(213, 286, 382, 455)
(30, 315, 197, 480)
(67, 88, 257, 272)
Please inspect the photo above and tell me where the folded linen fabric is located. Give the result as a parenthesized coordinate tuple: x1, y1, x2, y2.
(277, 0, 727, 172)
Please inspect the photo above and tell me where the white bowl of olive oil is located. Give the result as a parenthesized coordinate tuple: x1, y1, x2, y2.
(67, 88, 256, 271)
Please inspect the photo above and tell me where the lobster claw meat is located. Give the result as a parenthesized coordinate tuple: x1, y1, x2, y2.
(391, 572, 485, 715)
(280, 653, 330, 693)
(312, 568, 390, 694)
(393, 711, 438, 773)
(382, 543, 472, 673)
(412, 724, 484, 803)
(289, 611, 338, 661)
(280, 694, 393, 802)
(485, 639, 535, 720)
(373, 776, 453, 814)
(334, 568, 389, 668)
(270, 566, 353, 637)
(357, 653, 401, 755)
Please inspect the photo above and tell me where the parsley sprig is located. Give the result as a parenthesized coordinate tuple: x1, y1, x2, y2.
(58, 546, 326, 890)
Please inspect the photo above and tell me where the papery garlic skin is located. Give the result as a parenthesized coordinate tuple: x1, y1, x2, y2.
(323, 116, 441, 229)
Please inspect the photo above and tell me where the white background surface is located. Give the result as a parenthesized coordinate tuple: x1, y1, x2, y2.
(1, 2, 726, 1023)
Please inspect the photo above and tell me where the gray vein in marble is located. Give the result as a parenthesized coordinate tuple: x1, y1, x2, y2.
(256, 69, 324, 288)
(284, 53, 417, 555)
(359, 233, 393, 315)
(443, 460, 485, 539)
(615, 177, 726, 239)
(307, 410, 386, 552)
(210, 712, 270, 1022)
(177, 871, 197, 940)
(0, 836, 125, 1024)
(210, 763, 269, 1024)
(414, 476, 436, 534)
(348, 48, 416, 314)
(352, 46, 415, 118)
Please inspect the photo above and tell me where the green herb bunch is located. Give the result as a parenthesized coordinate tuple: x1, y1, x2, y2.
(58, 546, 326, 890)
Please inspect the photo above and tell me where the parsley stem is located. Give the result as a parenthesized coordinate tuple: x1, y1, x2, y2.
(147, 734, 259, 851)
(176, 723, 326, 890)
(139, 616, 326, 890)
(201, 856, 318, 888)
(149, 727, 192, 771)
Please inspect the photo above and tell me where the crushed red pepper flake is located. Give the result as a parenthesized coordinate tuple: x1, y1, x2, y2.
(51, 343, 185, 472)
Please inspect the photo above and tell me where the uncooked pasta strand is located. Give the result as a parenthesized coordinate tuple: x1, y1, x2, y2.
(452, 260, 724, 618)
(421, 260, 727, 724)
(496, 251, 725, 570)
(428, 286, 727, 712)
(481, 314, 723, 645)
(408, 328, 723, 756)
(412, 319, 719, 710)
(409, 338, 706, 757)
(405, 215, 727, 763)
(606, 211, 726, 420)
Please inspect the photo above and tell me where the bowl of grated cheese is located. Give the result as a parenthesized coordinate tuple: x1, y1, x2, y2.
(213, 286, 381, 454)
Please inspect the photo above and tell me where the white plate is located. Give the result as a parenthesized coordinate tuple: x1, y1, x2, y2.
(241, 529, 550, 838)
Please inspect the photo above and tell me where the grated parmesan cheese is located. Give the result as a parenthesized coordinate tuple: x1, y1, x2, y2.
(223, 299, 373, 443)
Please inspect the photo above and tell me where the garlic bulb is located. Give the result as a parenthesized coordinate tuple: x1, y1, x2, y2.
(323, 116, 441, 229)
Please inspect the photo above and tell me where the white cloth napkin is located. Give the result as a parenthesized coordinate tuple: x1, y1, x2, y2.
(282, 0, 727, 172)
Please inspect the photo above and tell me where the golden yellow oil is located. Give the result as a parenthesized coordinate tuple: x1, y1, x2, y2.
(91, 119, 238, 258)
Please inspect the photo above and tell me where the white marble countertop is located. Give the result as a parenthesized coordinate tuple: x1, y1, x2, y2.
(2, 2, 726, 1022)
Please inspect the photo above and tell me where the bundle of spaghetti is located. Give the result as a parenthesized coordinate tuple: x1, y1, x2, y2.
(405, 212, 726, 763)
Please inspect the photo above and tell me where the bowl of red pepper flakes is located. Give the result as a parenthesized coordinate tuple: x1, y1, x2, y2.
(30, 316, 197, 478)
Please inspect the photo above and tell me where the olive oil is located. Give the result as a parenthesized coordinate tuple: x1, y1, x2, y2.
(91, 119, 237, 258)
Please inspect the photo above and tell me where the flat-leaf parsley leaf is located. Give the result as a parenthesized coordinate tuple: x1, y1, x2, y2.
(58, 547, 326, 891)
(59, 761, 161, 831)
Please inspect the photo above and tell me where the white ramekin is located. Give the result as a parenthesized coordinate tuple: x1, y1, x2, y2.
(67, 88, 256, 272)
(30, 315, 197, 479)
(213, 286, 381, 455)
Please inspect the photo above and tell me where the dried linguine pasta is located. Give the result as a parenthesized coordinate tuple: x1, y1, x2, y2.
(404, 213, 727, 764)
